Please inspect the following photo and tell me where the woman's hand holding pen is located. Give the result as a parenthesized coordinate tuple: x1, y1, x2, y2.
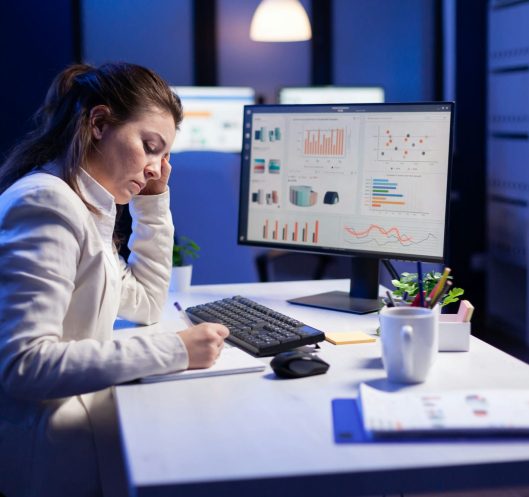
(178, 323, 230, 369)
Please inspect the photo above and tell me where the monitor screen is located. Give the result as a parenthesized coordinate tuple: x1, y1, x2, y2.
(238, 102, 454, 313)
(170, 86, 255, 152)
(278, 86, 385, 105)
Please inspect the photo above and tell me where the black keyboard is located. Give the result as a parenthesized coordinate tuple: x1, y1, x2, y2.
(185, 296, 325, 356)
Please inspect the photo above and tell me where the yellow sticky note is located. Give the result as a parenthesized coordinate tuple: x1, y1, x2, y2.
(325, 331, 377, 345)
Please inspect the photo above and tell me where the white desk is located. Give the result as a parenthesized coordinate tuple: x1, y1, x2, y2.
(115, 279, 529, 497)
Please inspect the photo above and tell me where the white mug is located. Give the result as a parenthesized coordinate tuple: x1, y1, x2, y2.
(379, 306, 438, 384)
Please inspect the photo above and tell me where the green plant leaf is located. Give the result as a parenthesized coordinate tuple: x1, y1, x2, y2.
(441, 287, 464, 306)
(172, 236, 201, 267)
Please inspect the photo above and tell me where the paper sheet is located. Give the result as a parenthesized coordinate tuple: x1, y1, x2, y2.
(140, 344, 266, 383)
(359, 383, 529, 437)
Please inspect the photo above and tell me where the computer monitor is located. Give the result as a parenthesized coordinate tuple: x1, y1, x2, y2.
(278, 86, 385, 105)
(238, 102, 454, 314)
(170, 86, 255, 152)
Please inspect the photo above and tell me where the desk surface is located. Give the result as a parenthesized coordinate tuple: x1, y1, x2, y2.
(115, 280, 529, 497)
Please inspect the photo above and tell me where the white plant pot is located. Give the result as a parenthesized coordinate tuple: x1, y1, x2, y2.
(169, 265, 193, 293)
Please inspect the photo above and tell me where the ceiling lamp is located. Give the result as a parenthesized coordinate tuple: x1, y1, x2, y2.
(250, 0, 312, 42)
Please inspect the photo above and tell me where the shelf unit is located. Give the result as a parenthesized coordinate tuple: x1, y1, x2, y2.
(487, 0, 529, 343)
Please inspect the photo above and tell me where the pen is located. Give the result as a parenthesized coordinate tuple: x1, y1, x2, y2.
(429, 267, 451, 302)
(417, 261, 425, 308)
(410, 291, 422, 307)
(429, 280, 452, 309)
(385, 290, 396, 307)
(174, 301, 194, 327)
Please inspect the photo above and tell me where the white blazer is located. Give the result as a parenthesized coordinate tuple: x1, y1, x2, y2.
(0, 168, 188, 497)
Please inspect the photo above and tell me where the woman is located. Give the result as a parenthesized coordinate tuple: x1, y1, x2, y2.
(0, 63, 228, 497)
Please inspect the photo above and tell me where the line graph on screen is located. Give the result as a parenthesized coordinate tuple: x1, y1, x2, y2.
(343, 223, 439, 250)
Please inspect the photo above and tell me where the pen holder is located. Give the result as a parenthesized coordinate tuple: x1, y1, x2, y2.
(169, 265, 193, 293)
(438, 315, 471, 352)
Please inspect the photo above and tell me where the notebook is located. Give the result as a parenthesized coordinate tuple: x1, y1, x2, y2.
(139, 344, 266, 383)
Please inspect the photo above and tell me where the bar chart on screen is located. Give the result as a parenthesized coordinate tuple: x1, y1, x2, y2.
(293, 121, 356, 166)
(259, 218, 320, 244)
(361, 174, 447, 218)
(366, 177, 405, 209)
(302, 127, 346, 157)
(254, 125, 282, 142)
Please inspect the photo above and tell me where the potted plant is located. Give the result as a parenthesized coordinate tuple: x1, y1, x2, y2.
(391, 270, 464, 308)
(169, 236, 200, 292)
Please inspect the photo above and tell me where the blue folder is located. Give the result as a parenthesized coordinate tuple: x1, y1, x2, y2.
(331, 398, 529, 444)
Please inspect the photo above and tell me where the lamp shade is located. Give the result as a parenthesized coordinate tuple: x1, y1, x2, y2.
(250, 0, 312, 42)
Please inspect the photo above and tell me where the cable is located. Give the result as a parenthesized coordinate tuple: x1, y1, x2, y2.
(382, 259, 399, 281)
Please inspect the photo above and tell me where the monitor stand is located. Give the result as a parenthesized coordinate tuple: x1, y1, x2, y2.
(287, 257, 382, 314)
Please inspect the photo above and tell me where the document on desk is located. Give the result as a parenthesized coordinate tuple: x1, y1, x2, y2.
(359, 383, 529, 438)
(139, 345, 266, 383)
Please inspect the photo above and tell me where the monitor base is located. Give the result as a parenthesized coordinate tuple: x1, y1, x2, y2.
(288, 291, 382, 315)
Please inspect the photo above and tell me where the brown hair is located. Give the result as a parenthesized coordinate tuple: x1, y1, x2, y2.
(0, 62, 183, 207)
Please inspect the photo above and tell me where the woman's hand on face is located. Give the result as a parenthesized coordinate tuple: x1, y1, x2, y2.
(140, 156, 171, 196)
(178, 323, 230, 369)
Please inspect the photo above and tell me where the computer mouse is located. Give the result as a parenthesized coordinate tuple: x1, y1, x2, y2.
(270, 351, 330, 379)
